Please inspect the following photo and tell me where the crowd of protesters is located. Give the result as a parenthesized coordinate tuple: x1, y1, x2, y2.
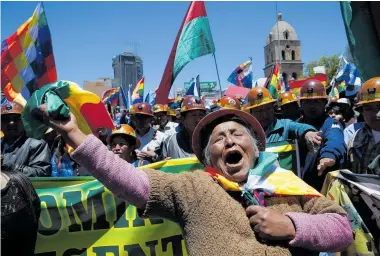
(1, 77, 379, 255)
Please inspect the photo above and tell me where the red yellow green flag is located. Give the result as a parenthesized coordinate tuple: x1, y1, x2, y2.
(264, 61, 281, 99)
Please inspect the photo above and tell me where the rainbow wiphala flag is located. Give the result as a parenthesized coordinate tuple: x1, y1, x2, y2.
(102, 87, 120, 106)
(1, 2, 56, 104)
(132, 77, 144, 104)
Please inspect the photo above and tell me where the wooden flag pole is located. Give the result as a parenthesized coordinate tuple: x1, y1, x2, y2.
(213, 53, 223, 98)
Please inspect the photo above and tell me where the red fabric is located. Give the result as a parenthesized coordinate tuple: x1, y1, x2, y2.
(224, 85, 250, 99)
(289, 74, 327, 90)
(80, 102, 114, 134)
(184, 1, 207, 24)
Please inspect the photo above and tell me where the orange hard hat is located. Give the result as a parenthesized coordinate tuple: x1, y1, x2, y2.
(153, 104, 169, 114)
(109, 124, 141, 149)
(130, 103, 154, 116)
(180, 96, 206, 113)
(299, 80, 328, 100)
(243, 87, 276, 111)
(357, 77, 380, 105)
(217, 96, 241, 110)
(1, 101, 24, 115)
(0, 131, 4, 139)
(278, 91, 298, 107)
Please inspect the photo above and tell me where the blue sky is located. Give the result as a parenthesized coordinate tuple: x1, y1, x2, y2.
(2, 1, 348, 95)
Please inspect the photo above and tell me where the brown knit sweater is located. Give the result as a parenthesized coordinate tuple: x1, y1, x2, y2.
(141, 169, 347, 256)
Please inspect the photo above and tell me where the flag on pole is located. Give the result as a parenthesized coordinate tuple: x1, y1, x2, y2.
(227, 59, 253, 88)
(101, 87, 120, 106)
(1, 2, 57, 103)
(144, 92, 150, 103)
(155, 1, 215, 104)
(185, 75, 201, 97)
(264, 61, 281, 99)
(132, 78, 144, 104)
(120, 86, 129, 109)
(288, 74, 327, 96)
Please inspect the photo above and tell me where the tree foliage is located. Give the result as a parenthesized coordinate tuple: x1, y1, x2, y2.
(304, 55, 341, 82)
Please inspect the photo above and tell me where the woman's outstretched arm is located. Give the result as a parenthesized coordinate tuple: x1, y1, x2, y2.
(71, 134, 150, 209)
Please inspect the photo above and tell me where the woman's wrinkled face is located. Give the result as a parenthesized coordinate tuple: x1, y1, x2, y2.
(209, 121, 256, 183)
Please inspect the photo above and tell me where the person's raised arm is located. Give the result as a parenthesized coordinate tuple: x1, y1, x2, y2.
(38, 105, 150, 209)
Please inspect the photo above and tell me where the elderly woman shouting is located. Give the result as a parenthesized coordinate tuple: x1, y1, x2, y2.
(39, 106, 352, 255)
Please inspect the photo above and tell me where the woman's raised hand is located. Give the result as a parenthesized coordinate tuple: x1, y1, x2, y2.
(39, 104, 87, 149)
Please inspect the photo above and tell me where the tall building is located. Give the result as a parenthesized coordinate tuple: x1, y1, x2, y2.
(264, 12, 303, 82)
(83, 78, 113, 98)
(112, 52, 143, 107)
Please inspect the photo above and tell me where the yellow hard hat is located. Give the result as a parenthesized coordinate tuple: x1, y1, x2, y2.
(109, 124, 141, 148)
(153, 104, 169, 113)
(169, 109, 176, 117)
(243, 87, 276, 111)
(278, 91, 298, 107)
(357, 77, 380, 105)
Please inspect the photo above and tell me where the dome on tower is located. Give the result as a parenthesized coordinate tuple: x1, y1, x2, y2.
(266, 12, 298, 45)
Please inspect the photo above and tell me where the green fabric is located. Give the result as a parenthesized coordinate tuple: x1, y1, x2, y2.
(249, 152, 278, 176)
(21, 82, 71, 139)
(241, 152, 278, 205)
(173, 17, 215, 80)
(266, 140, 297, 174)
(340, 2, 380, 81)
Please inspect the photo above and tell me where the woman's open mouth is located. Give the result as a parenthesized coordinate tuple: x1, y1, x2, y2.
(224, 150, 243, 168)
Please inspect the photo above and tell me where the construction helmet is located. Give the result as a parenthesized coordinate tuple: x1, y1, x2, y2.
(180, 96, 206, 113)
(153, 104, 169, 114)
(169, 109, 176, 117)
(278, 91, 298, 107)
(299, 80, 328, 100)
(217, 96, 241, 110)
(1, 101, 24, 115)
(109, 124, 141, 149)
(243, 87, 276, 111)
(130, 103, 154, 116)
(357, 77, 380, 105)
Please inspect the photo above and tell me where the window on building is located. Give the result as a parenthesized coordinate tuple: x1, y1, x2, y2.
(292, 72, 298, 80)
(267, 54, 269, 64)
(269, 34, 272, 42)
(284, 31, 289, 40)
(292, 50, 296, 60)
(282, 50, 285, 60)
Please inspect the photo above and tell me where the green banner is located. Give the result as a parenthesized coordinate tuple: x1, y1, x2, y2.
(183, 81, 217, 92)
(32, 157, 203, 256)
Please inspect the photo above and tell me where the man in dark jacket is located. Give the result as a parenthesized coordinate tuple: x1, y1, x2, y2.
(347, 77, 380, 175)
(297, 80, 346, 190)
(1, 102, 51, 177)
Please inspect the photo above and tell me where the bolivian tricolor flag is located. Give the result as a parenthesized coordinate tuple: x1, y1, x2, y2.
(22, 80, 114, 139)
(288, 74, 327, 96)
(264, 61, 281, 99)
